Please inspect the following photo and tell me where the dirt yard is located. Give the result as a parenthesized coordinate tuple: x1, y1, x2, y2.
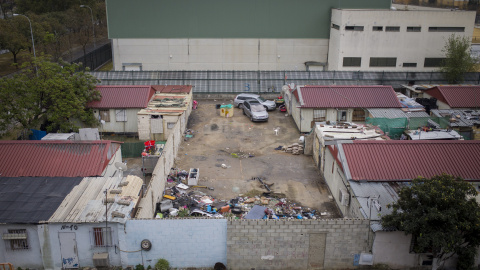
(173, 98, 341, 218)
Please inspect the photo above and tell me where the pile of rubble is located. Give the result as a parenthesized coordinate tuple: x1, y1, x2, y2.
(156, 169, 324, 219)
(283, 143, 304, 155)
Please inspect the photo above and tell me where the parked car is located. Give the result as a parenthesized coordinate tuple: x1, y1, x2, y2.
(233, 93, 276, 110)
(242, 100, 269, 122)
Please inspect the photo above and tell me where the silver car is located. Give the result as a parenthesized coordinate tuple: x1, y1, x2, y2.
(242, 100, 269, 122)
(234, 93, 276, 111)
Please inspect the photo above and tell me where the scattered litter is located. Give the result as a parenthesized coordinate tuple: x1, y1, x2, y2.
(274, 145, 283, 150)
(156, 169, 324, 220)
(177, 183, 189, 189)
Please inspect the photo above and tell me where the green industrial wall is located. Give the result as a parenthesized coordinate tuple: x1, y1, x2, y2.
(106, 0, 391, 39)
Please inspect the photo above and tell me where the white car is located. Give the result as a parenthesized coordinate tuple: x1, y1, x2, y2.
(233, 93, 276, 111)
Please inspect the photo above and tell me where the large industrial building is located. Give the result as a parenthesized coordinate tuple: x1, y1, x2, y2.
(106, 0, 475, 71)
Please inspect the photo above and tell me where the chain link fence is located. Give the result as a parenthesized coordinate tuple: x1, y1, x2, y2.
(89, 70, 480, 93)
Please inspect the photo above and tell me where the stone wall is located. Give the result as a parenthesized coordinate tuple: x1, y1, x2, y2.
(227, 219, 370, 270)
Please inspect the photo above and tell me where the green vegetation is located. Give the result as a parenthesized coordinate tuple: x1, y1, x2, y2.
(382, 174, 480, 270)
(0, 56, 100, 136)
(440, 34, 478, 83)
(0, 0, 107, 75)
(155, 259, 170, 270)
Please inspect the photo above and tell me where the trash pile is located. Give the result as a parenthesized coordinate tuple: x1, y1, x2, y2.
(184, 129, 195, 141)
(156, 170, 324, 219)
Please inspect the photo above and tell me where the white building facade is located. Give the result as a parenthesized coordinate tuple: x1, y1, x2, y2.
(327, 8, 476, 71)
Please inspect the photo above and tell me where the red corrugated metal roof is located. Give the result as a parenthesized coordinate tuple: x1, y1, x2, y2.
(424, 86, 480, 108)
(88, 85, 155, 108)
(341, 140, 480, 181)
(296, 85, 402, 108)
(152, 85, 192, 93)
(0, 140, 121, 177)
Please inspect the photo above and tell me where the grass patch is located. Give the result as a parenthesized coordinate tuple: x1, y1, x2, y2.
(97, 60, 113, 71)
(0, 50, 32, 77)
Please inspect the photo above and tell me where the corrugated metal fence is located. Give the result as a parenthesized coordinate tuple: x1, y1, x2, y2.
(89, 70, 480, 93)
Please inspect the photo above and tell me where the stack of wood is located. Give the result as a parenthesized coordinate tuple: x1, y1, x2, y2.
(283, 143, 304, 155)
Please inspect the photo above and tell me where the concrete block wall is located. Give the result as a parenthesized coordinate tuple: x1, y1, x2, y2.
(227, 219, 370, 270)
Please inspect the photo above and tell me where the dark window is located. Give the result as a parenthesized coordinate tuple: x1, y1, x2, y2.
(93, 227, 112, 247)
(429, 27, 464, 32)
(6, 229, 28, 250)
(352, 108, 365, 121)
(403, 63, 417, 67)
(385, 26, 400, 32)
(332, 24, 340, 30)
(343, 57, 361, 67)
(99, 109, 110, 122)
(345, 26, 364, 31)
(407, 27, 421, 32)
(372, 26, 383, 31)
(369, 57, 397, 67)
(424, 58, 446, 67)
(337, 110, 347, 121)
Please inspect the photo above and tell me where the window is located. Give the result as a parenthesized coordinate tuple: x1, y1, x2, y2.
(331, 24, 340, 30)
(115, 109, 127, 122)
(99, 109, 110, 122)
(313, 109, 326, 121)
(372, 26, 383, 31)
(403, 63, 417, 67)
(428, 27, 464, 32)
(337, 110, 347, 122)
(424, 58, 446, 67)
(352, 108, 365, 121)
(369, 57, 397, 67)
(343, 57, 361, 67)
(345, 26, 364, 31)
(407, 26, 421, 32)
(3, 229, 29, 250)
(385, 26, 400, 32)
(167, 122, 176, 129)
(92, 227, 112, 247)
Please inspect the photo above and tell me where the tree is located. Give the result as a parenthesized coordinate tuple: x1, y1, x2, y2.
(0, 56, 101, 136)
(0, 17, 30, 65)
(440, 34, 478, 84)
(381, 174, 480, 270)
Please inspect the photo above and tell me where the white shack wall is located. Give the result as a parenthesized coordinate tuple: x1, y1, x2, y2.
(136, 119, 183, 218)
(118, 219, 227, 268)
(39, 223, 123, 270)
(328, 9, 475, 71)
(102, 148, 123, 177)
(0, 224, 43, 269)
(94, 108, 140, 133)
(372, 231, 417, 267)
(112, 38, 329, 71)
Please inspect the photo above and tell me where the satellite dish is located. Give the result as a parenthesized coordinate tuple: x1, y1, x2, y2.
(115, 162, 128, 171)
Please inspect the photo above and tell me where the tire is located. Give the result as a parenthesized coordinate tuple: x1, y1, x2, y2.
(250, 116, 254, 122)
(243, 109, 246, 115)
(238, 103, 243, 109)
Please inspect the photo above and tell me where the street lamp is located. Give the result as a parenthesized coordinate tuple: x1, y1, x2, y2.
(13, 14, 36, 61)
(80, 5, 96, 49)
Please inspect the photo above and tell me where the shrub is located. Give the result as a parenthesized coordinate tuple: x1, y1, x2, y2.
(155, 259, 169, 270)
